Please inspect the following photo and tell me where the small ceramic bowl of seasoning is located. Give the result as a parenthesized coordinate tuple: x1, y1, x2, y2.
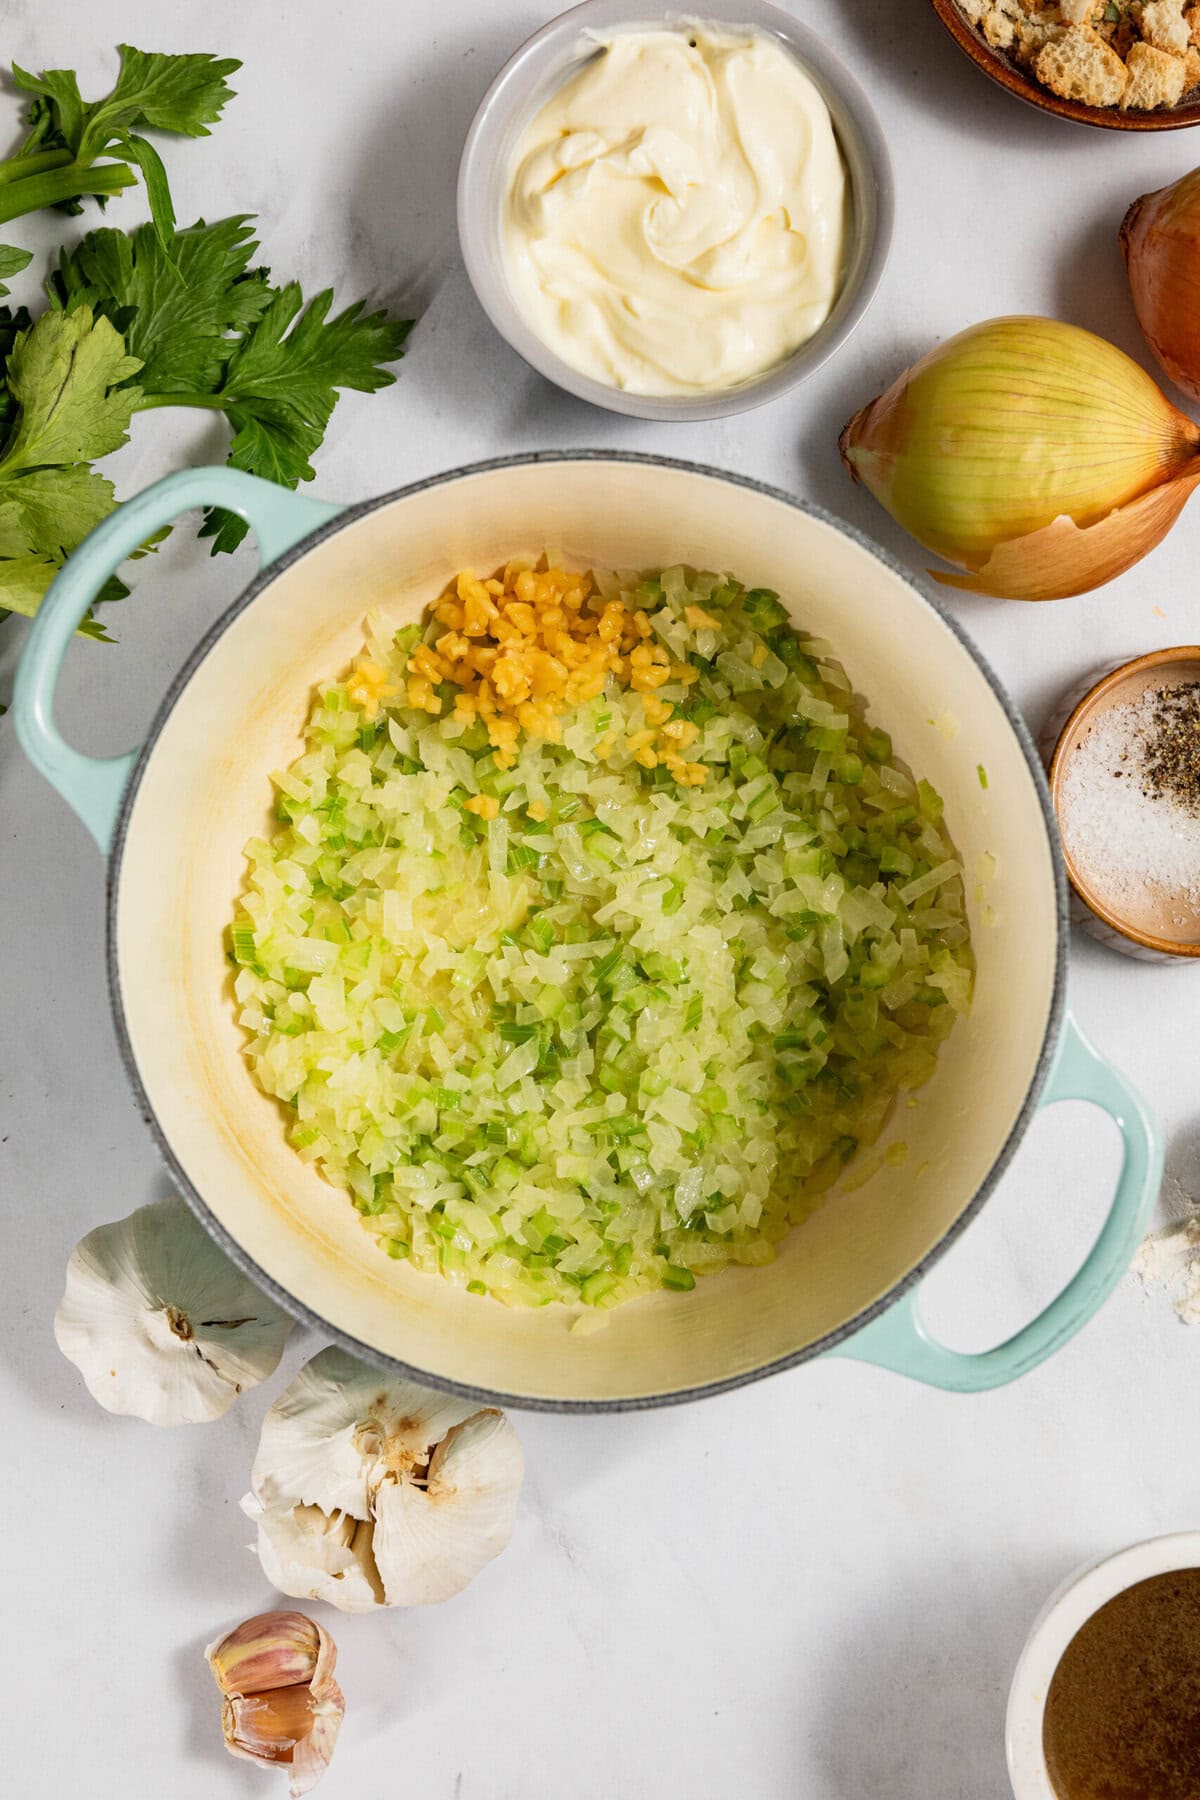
(1043, 647, 1200, 964)
(457, 0, 894, 420)
(1006, 1530, 1200, 1799)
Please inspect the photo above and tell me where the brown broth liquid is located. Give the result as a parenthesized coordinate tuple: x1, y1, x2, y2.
(1043, 1569, 1200, 1800)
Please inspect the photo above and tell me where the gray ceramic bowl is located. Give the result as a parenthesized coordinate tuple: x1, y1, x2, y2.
(457, 0, 895, 421)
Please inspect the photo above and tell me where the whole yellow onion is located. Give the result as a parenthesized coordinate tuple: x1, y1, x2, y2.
(1122, 168, 1200, 407)
(839, 316, 1200, 601)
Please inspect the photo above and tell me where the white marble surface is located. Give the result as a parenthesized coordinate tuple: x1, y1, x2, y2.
(2, 3, 1199, 1796)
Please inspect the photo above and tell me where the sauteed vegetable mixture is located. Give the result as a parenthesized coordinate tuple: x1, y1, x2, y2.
(230, 563, 973, 1309)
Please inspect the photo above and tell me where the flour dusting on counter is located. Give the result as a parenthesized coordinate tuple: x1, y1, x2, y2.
(1133, 1173, 1200, 1325)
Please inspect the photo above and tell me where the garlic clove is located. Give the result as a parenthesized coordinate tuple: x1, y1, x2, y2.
(371, 1406, 524, 1605)
(222, 1679, 345, 1796)
(206, 1610, 336, 1701)
(288, 1682, 346, 1800)
(244, 1347, 524, 1611)
(933, 463, 1200, 601)
(55, 1195, 293, 1425)
(245, 1496, 386, 1615)
(208, 1610, 344, 1796)
(224, 1685, 313, 1764)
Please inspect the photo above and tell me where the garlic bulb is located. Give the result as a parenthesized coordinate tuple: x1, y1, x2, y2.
(54, 1195, 294, 1425)
(207, 1610, 344, 1798)
(243, 1347, 524, 1610)
(839, 316, 1200, 601)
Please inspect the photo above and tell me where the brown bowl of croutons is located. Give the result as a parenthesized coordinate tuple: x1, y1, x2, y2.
(932, 0, 1200, 128)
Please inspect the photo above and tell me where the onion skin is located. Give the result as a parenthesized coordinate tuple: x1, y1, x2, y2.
(840, 316, 1200, 601)
(1122, 170, 1200, 406)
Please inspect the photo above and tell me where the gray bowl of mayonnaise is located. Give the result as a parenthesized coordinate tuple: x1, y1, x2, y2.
(457, 0, 894, 421)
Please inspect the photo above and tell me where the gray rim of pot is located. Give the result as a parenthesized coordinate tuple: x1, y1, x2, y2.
(104, 451, 1070, 1413)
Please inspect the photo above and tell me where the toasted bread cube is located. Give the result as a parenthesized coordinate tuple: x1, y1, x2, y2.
(1122, 38, 1189, 102)
(1185, 41, 1200, 82)
(1186, 4, 1200, 44)
(1015, 17, 1065, 65)
(983, 8, 1017, 48)
(960, 0, 989, 21)
(1138, 0, 1190, 53)
(1035, 24, 1131, 101)
(1061, 0, 1102, 22)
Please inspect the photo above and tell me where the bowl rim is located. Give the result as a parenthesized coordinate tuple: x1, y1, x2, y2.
(1048, 646, 1200, 960)
(103, 451, 1069, 1411)
(929, 0, 1200, 132)
(1006, 1530, 1200, 1796)
(456, 0, 896, 421)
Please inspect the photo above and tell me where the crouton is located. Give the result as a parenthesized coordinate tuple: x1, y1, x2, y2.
(1035, 24, 1131, 101)
(1014, 16, 1066, 63)
(1060, 0, 1102, 22)
(1138, 0, 1190, 53)
(1185, 40, 1200, 81)
(1122, 36, 1189, 100)
(984, 7, 1018, 46)
(1186, 3, 1200, 43)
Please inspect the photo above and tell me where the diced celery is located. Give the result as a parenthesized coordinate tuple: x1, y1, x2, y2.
(232, 560, 971, 1313)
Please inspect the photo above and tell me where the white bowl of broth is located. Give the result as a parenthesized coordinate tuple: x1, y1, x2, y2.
(1007, 1531, 1200, 1799)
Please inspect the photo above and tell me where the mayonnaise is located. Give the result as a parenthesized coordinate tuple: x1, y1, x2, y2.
(502, 27, 847, 398)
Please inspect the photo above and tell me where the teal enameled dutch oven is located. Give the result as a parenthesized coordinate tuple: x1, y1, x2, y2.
(14, 455, 1162, 1409)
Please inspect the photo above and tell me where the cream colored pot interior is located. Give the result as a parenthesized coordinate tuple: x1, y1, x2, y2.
(114, 461, 1059, 1404)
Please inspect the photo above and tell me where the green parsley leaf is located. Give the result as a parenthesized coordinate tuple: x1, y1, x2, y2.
(13, 47, 240, 161)
(0, 553, 60, 620)
(10, 67, 84, 150)
(0, 305, 141, 472)
(3, 48, 238, 232)
(0, 464, 116, 559)
(198, 284, 411, 551)
(120, 133, 176, 250)
(81, 46, 240, 155)
(0, 245, 33, 298)
(0, 307, 142, 634)
(0, 305, 31, 438)
(220, 282, 410, 414)
(51, 216, 271, 392)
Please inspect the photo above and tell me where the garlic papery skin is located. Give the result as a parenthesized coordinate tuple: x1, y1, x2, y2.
(207, 1611, 343, 1798)
(242, 1346, 524, 1611)
(54, 1195, 293, 1425)
(839, 316, 1200, 600)
(1123, 169, 1200, 407)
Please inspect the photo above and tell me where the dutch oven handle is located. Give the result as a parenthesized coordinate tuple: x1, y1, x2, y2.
(828, 1013, 1161, 1390)
(14, 466, 344, 853)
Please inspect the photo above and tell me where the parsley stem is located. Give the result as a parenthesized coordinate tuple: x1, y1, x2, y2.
(0, 160, 137, 226)
(0, 148, 73, 187)
(133, 393, 231, 412)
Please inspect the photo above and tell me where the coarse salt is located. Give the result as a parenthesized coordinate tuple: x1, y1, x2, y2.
(1058, 690, 1200, 920)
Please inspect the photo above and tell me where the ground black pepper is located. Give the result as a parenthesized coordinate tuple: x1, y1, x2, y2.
(1140, 681, 1200, 815)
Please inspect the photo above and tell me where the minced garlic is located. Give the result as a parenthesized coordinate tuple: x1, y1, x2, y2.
(406, 563, 707, 784)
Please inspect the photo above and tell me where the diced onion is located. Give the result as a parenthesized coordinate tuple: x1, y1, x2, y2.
(230, 566, 973, 1309)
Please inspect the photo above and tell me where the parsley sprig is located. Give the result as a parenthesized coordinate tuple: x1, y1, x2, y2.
(2, 47, 239, 246)
(51, 217, 411, 553)
(0, 48, 412, 638)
